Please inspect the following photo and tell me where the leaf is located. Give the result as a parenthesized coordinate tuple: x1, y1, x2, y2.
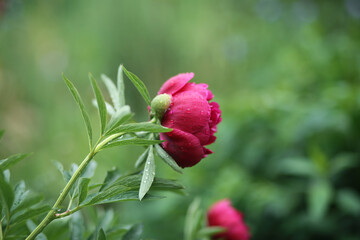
(97, 228, 106, 240)
(122, 224, 143, 240)
(110, 122, 172, 135)
(90, 191, 161, 205)
(308, 180, 333, 221)
(11, 181, 29, 212)
(0, 129, 4, 140)
(139, 145, 155, 200)
(63, 74, 93, 149)
(11, 194, 44, 214)
(78, 178, 91, 205)
(102, 74, 121, 112)
(117, 65, 126, 107)
(197, 227, 226, 237)
(81, 160, 97, 179)
(70, 212, 84, 240)
(0, 153, 31, 171)
(0, 171, 14, 212)
(82, 185, 131, 206)
(10, 205, 51, 225)
(122, 67, 151, 105)
(90, 73, 107, 135)
(103, 138, 163, 150)
(274, 157, 316, 177)
(154, 144, 183, 174)
(105, 106, 133, 133)
(184, 198, 202, 240)
(135, 148, 149, 169)
(99, 168, 122, 192)
(26, 220, 48, 240)
(336, 189, 360, 215)
(52, 160, 72, 183)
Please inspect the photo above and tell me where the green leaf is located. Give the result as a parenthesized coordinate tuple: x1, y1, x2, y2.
(82, 185, 131, 206)
(184, 198, 202, 240)
(122, 67, 151, 105)
(0, 171, 14, 211)
(274, 157, 316, 177)
(117, 65, 126, 107)
(0, 153, 31, 171)
(122, 224, 143, 240)
(81, 160, 97, 179)
(103, 138, 163, 150)
(78, 178, 91, 205)
(26, 220, 48, 240)
(89, 73, 107, 135)
(63, 74, 93, 149)
(52, 160, 71, 183)
(99, 168, 122, 192)
(135, 148, 149, 169)
(105, 106, 133, 133)
(308, 180, 333, 221)
(336, 189, 360, 215)
(11, 181, 29, 212)
(110, 122, 172, 135)
(101, 74, 121, 112)
(90, 191, 161, 205)
(10, 205, 51, 225)
(70, 212, 84, 240)
(11, 194, 43, 214)
(154, 144, 183, 174)
(197, 227, 226, 237)
(97, 228, 107, 240)
(0, 129, 4, 140)
(139, 146, 155, 200)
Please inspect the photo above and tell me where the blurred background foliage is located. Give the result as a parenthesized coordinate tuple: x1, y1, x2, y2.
(1, 0, 360, 239)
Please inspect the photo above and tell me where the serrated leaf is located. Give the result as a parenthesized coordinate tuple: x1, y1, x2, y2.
(63, 74, 93, 149)
(135, 148, 149, 169)
(105, 106, 133, 133)
(97, 228, 106, 240)
(110, 122, 171, 135)
(0, 171, 14, 211)
(26, 220, 48, 240)
(11, 194, 43, 214)
(102, 74, 121, 112)
(123, 67, 151, 105)
(122, 224, 143, 240)
(90, 73, 107, 135)
(11, 181, 28, 212)
(117, 65, 125, 107)
(139, 146, 155, 200)
(154, 144, 183, 174)
(103, 138, 163, 150)
(99, 168, 122, 192)
(0, 153, 31, 171)
(78, 178, 90, 205)
(10, 205, 51, 225)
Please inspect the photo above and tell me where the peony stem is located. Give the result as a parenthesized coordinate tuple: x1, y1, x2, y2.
(25, 132, 123, 240)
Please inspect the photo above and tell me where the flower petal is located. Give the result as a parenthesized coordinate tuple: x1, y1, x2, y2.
(162, 91, 211, 145)
(160, 129, 206, 168)
(180, 82, 214, 100)
(158, 72, 194, 95)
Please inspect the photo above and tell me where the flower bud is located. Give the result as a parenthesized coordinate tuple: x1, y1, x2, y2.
(151, 93, 172, 119)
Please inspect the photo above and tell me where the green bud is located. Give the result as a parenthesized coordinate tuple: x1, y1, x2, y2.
(151, 93, 172, 119)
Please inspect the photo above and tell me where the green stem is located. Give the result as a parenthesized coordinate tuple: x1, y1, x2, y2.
(25, 132, 123, 240)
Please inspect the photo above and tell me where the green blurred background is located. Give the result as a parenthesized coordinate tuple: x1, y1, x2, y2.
(1, 0, 360, 239)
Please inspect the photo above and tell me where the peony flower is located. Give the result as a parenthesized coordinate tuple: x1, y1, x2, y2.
(152, 72, 221, 168)
(207, 199, 250, 240)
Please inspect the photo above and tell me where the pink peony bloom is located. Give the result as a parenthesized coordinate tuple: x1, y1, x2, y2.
(157, 72, 221, 168)
(207, 199, 250, 240)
